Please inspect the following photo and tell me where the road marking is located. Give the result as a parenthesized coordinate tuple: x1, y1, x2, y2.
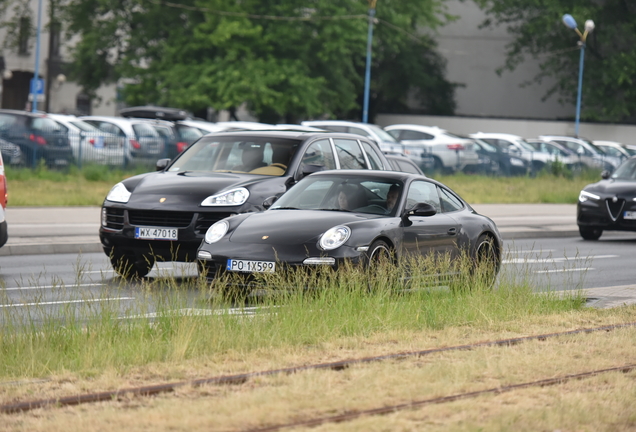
(535, 268, 593, 274)
(82, 270, 115, 274)
(505, 249, 554, 255)
(1, 283, 104, 291)
(503, 255, 617, 264)
(0, 297, 135, 308)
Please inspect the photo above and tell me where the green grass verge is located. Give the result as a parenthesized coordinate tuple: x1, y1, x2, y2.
(4, 165, 602, 206)
(0, 256, 585, 379)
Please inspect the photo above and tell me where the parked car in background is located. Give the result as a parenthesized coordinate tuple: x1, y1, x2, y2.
(470, 132, 553, 174)
(197, 170, 501, 283)
(0, 150, 8, 247)
(81, 116, 165, 165)
(0, 137, 23, 166)
(48, 114, 126, 165)
(0, 109, 73, 168)
(385, 154, 425, 175)
(525, 138, 581, 171)
(467, 136, 529, 176)
(385, 124, 479, 174)
(592, 141, 632, 162)
(301, 120, 429, 168)
(100, 131, 392, 278)
(538, 135, 621, 172)
(577, 156, 636, 240)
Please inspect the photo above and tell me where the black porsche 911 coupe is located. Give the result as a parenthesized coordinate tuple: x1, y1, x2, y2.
(577, 157, 636, 240)
(197, 170, 502, 280)
(100, 130, 394, 277)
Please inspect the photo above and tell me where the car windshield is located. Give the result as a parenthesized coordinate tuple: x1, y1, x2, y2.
(271, 174, 404, 216)
(473, 138, 497, 152)
(611, 159, 636, 180)
(367, 124, 398, 143)
(516, 139, 538, 152)
(168, 136, 300, 176)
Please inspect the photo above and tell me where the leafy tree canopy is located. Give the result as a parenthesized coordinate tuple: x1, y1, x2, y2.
(58, 0, 458, 122)
(474, 0, 636, 123)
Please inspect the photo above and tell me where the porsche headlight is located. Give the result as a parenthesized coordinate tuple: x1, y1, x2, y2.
(201, 188, 249, 206)
(106, 182, 132, 203)
(204, 220, 229, 244)
(319, 225, 351, 251)
(579, 190, 600, 203)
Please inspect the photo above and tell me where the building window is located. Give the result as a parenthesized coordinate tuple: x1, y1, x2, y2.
(76, 93, 91, 116)
(18, 17, 31, 55)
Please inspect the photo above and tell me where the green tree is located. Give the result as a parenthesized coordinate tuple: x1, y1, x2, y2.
(474, 0, 636, 123)
(59, 0, 457, 122)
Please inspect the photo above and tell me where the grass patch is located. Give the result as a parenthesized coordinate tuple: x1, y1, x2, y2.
(0, 255, 585, 379)
(3, 165, 604, 206)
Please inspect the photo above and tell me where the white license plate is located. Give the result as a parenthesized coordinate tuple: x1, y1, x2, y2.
(227, 259, 276, 273)
(135, 227, 178, 240)
(624, 211, 636, 220)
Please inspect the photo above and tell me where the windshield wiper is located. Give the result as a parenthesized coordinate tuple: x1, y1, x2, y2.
(272, 207, 299, 210)
(321, 208, 351, 212)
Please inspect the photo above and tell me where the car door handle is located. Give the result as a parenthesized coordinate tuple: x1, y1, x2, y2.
(447, 227, 457, 235)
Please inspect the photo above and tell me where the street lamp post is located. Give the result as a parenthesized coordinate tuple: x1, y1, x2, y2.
(31, 0, 44, 112)
(362, 0, 377, 124)
(562, 14, 594, 137)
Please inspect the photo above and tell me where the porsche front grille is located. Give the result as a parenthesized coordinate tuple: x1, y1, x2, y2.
(104, 208, 125, 230)
(128, 210, 194, 228)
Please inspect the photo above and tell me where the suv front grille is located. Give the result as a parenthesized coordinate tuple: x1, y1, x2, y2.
(195, 212, 235, 235)
(129, 210, 194, 228)
(104, 207, 125, 230)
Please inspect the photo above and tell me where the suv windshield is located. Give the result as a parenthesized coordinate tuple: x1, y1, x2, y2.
(611, 159, 636, 180)
(168, 137, 300, 176)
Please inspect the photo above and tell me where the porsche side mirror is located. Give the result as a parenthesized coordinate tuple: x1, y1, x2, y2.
(262, 196, 278, 209)
(156, 158, 170, 171)
(601, 170, 611, 180)
(403, 202, 437, 218)
(300, 164, 325, 177)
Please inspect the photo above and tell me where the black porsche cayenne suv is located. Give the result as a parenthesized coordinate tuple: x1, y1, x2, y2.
(100, 130, 392, 277)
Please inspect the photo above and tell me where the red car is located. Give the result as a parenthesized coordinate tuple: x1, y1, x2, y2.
(0, 151, 8, 247)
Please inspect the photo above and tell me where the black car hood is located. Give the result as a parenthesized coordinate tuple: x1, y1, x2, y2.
(229, 210, 380, 244)
(123, 171, 279, 209)
(585, 179, 636, 196)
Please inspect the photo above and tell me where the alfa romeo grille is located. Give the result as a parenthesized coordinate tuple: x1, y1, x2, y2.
(128, 210, 194, 228)
(605, 198, 625, 222)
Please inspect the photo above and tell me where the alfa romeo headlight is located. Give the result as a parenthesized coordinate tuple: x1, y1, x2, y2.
(201, 188, 249, 206)
(579, 190, 600, 202)
(106, 182, 132, 203)
(204, 220, 229, 244)
(319, 225, 351, 250)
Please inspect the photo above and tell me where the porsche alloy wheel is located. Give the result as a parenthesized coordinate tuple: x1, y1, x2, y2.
(473, 234, 499, 285)
(366, 240, 393, 267)
(110, 251, 155, 279)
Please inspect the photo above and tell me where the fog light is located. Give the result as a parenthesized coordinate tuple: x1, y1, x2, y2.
(101, 208, 107, 227)
(198, 251, 212, 259)
(303, 257, 336, 265)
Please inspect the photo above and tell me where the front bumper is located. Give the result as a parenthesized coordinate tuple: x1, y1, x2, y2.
(577, 198, 636, 231)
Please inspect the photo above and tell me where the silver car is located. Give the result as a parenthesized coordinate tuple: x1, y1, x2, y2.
(538, 135, 621, 172)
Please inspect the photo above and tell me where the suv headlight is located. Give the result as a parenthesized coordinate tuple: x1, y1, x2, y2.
(204, 220, 229, 244)
(106, 182, 132, 203)
(319, 226, 351, 250)
(579, 190, 600, 202)
(201, 188, 249, 206)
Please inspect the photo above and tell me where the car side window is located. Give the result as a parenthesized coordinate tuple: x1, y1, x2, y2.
(397, 159, 420, 174)
(401, 130, 432, 140)
(96, 122, 125, 137)
(438, 186, 463, 213)
(406, 181, 441, 212)
(361, 141, 384, 170)
(302, 140, 336, 170)
(333, 138, 366, 169)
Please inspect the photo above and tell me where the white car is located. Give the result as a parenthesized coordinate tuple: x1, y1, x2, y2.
(471, 132, 554, 173)
(538, 135, 621, 171)
(301, 120, 430, 169)
(48, 114, 126, 166)
(80, 116, 165, 165)
(385, 124, 480, 173)
(592, 140, 633, 162)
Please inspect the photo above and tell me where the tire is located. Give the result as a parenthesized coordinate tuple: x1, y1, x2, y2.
(431, 157, 444, 175)
(472, 234, 500, 285)
(110, 251, 155, 279)
(579, 226, 603, 241)
(365, 240, 393, 267)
